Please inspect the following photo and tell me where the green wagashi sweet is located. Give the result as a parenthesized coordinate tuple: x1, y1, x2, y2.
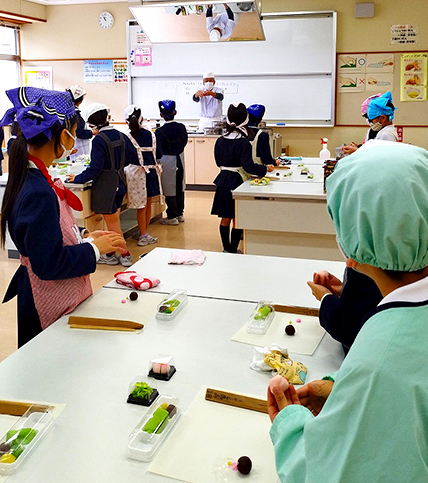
(143, 407, 169, 434)
(131, 382, 154, 400)
(254, 305, 272, 320)
(7, 428, 38, 446)
(163, 299, 180, 307)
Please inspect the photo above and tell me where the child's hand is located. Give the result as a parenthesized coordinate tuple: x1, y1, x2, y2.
(267, 164, 275, 172)
(93, 233, 127, 255)
(65, 174, 76, 183)
(314, 270, 342, 296)
(267, 375, 301, 423)
(342, 143, 358, 154)
(296, 380, 334, 416)
(307, 281, 332, 301)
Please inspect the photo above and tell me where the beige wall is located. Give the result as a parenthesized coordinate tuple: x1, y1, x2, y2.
(0, 0, 46, 21)
(18, 0, 428, 154)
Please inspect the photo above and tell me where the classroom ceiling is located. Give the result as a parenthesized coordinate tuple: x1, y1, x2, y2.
(28, 0, 128, 4)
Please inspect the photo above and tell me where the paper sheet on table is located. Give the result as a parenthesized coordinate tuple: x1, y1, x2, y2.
(68, 289, 164, 329)
(0, 402, 66, 483)
(148, 386, 277, 483)
(231, 312, 325, 356)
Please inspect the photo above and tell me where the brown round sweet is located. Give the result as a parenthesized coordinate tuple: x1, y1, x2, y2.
(0, 442, 10, 454)
(237, 456, 252, 475)
(129, 291, 138, 301)
(285, 325, 296, 336)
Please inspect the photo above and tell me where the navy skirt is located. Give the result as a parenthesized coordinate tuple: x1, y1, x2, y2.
(211, 186, 235, 219)
(146, 169, 160, 198)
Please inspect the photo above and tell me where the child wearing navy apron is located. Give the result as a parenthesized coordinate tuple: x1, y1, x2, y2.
(0, 87, 126, 347)
(66, 103, 133, 267)
(156, 99, 188, 225)
(211, 103, 274, 253)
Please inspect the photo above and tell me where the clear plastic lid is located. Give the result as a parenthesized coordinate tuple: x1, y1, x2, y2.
(127, 395, 181, 462)
(156, 289, 188, 321)
(0, 405, 54, 476)
(247, 302, 275, 335)
(148, 354, 176, 381)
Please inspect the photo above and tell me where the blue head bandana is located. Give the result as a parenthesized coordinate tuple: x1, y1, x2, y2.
(159, 99, 176, 116)
(367, 91, 396, 121)
(0, 87, 76, 140)
(247, 104, 266, 125)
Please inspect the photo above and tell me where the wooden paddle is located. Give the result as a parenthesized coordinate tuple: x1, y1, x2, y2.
(0, 400, 52, 417)
(68, 315, 143, 331)
(205, 388, 268, 414)
(273, 304, 319, 317)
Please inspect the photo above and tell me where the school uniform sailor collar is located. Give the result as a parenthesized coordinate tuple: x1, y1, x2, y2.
(99, 125, 114, 132)
(223, 131, 243, 139)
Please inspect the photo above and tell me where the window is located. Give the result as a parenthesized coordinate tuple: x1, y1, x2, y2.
(0, 26, 20, 117)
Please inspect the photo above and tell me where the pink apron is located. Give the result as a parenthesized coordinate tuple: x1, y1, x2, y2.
(20, 179, 93, 330)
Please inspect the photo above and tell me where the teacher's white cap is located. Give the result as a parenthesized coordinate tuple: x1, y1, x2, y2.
(203, 71, 215, 79)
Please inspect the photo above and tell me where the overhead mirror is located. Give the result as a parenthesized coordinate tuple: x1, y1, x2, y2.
(129, 0, 265, 43)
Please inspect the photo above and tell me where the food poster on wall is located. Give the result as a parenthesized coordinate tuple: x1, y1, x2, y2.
(113, 60, 128, 83)
(130, 46, 152, 67)
(338, 54, 366, 74)
(366, 73, 394, 92)
(83, 60, 114, 83)
(400, 53, 427, 101)
(391, 25, 419, 45)
(24, 67, 52, 89)
(338, 75, 366, 93)
(366, 54, 394, 73)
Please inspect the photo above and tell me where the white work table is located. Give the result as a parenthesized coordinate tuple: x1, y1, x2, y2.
(105, 247, 345, 306)
(0, 250, 344, 483)
(233, 159, 341, 261)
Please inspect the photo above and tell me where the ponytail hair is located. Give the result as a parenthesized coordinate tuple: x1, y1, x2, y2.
(0, 115, 78, 247)
(126, 108, 142, 140)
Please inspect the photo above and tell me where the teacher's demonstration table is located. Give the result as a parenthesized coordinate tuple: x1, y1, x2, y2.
(0, 249, 344, 483)
(233, 157, 341, 261)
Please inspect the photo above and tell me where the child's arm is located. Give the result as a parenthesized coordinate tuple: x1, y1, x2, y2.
(71, 137, 108, 184)
(241, 141, 268, 177)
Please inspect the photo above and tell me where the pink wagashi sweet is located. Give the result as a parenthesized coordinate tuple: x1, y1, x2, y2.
(269, 374, 290, 393)
(114, 271, 160, 291)
(153, 363, 170, 374)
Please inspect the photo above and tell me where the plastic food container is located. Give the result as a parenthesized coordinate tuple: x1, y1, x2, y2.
(148, 354, 176, 381)
(156, 289, 188, 321)
(0, 406, 54, 476)
(127, 377, 159, 407)
(247, 302, 275, 335)
(127, 395, 181, 462)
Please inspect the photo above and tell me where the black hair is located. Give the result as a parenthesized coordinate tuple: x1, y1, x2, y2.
(87, 109, 109, 130)
(126, 108, 142, 140)
(10, 121, 20, 137)
(226, 103, 250, 138)
(384, 268, 425, 282)
(1, 115, 78, 247)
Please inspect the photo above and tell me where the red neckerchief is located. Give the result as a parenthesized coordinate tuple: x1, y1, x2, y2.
(28, 154, 83, 212)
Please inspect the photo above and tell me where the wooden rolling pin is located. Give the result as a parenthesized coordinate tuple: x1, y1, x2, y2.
(205, 388, 268, 414)
(68, 315, 143, 331)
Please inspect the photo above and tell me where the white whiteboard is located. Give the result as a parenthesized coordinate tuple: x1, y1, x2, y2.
(128, 12, 337, 125)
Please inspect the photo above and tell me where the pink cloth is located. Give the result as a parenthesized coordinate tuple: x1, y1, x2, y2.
(360, 93, 382, 115)
(168, 250, 206, 265)
(115, 271, 160, 290)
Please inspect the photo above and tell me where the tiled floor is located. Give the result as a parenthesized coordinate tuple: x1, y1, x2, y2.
(0, 190, 222, 362)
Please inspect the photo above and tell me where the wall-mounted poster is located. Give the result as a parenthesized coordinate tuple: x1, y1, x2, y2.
(83, 60, 114, 83)
(366, 54, 394, 73)
(338, 54, 366, 74)
(113, 60, 128, 83)
(391, 25, 419, 44)
(24, 67, 52, 89)
(400, 53, 427, 101)
(338, 75, 365, 93)
(130, 46, 152, 67)
(366, 73, 394, 92)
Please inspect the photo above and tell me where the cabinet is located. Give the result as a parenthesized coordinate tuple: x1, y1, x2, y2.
(184, 135, 219, 187)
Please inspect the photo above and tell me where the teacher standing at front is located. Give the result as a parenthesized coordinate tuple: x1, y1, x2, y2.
(193, 71, 224, 131)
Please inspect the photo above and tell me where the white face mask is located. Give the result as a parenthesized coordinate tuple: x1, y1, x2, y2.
(204, 82, 214, 90)
(369, 121, 383, 132)
(56, 129, 76, 160)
